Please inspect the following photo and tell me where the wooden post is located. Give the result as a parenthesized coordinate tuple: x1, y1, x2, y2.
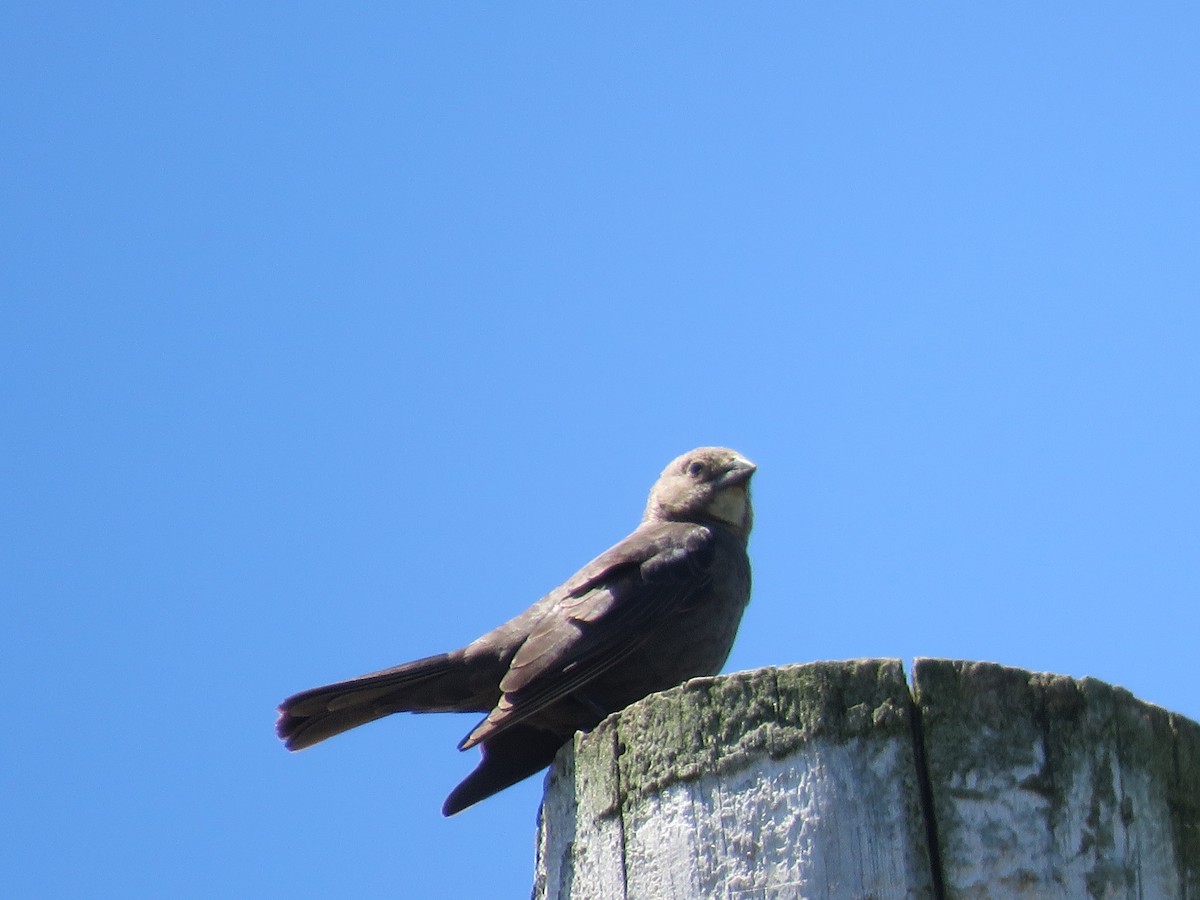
(534, 660, 936, 899)
(533, 659, 1200, 900)
(915, 659, 1200, 899)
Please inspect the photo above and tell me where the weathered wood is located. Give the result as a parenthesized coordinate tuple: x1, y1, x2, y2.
(534, 659, 1200, 900)
(533, 660, 936, 900)
(914, 659, 1200, 899)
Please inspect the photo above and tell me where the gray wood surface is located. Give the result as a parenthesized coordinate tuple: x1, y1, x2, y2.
(534, 660, 935, 900)
(534, 659, 1200, 899)
(914, 659, 1200, 900)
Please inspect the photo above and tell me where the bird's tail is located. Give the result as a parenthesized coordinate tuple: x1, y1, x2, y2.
(276, 651, 491, 751)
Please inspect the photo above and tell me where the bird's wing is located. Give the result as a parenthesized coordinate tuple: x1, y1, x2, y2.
(459, 522, 714, 749)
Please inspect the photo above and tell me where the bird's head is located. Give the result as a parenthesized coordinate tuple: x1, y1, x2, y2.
(643, 447, 756, 536)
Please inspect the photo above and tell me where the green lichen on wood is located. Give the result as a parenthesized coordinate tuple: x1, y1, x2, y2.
(569, 659, 913, 811)
(1168, 711, 1200, 896)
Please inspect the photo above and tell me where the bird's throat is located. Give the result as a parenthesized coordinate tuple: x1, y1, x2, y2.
(706, 485, 749, 529)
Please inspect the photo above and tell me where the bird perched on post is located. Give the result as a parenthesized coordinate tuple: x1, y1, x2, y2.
(276, 446, 756, 815)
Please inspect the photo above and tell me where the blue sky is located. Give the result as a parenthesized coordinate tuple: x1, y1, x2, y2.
(4, 5, 1198, 898)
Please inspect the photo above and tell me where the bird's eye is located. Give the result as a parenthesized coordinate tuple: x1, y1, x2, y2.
(687, 461, 706, 479)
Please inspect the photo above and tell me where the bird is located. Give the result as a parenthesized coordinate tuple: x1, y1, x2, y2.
(276, 446, 756, 816)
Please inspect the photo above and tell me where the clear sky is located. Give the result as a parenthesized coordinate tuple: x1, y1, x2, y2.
(4, 5, 1198, 898)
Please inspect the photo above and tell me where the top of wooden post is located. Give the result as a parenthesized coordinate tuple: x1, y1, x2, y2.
(534, 658, 1200, 900)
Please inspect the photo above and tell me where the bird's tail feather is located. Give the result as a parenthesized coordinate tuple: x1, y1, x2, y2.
(277, 651, 487, 751)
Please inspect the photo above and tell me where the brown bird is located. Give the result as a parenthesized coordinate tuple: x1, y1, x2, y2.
(276, 446, 756, 815)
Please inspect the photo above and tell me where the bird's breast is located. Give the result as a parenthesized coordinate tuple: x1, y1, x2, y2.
(589, 542, 750, 712)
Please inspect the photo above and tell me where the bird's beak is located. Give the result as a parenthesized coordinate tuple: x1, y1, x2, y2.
(715, 457, 756, 489)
